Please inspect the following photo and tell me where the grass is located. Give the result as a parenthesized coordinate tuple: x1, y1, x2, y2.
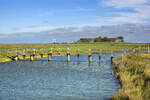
(0, 42, 150, 99)
(0, 42, 149, 63)
(112, 52, 150, 100)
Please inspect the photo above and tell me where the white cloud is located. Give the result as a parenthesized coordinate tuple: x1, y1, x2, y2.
(103, 0, 149, 8)
(100, 0, 150, 24)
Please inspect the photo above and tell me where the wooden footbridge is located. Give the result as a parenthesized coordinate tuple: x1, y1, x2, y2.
(0, 46, 149, 63)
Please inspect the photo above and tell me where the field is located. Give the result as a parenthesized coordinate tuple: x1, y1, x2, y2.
(112, 52, 150, 100)
(0, 42, 149, 63)
(0, 42, 150, 99)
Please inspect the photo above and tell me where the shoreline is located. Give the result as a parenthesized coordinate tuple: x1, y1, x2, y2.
(111, 52, 150, 100)
(0, 54, 67, 64)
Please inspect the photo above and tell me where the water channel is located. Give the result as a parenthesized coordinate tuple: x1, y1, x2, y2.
(0, 53, 121, 100)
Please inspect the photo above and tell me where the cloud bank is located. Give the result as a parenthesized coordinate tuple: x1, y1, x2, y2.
(0, 23, 150, 43)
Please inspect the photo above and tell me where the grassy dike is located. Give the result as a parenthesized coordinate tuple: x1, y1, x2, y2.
(0, 42, 149, 63)
(112, 52, 150, 100)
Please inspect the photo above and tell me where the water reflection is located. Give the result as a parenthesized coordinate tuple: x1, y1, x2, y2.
(0, 54, 120, 100)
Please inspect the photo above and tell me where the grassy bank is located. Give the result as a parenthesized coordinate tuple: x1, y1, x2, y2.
(0, 42, 149, 63)
(112, 52, 150, 100)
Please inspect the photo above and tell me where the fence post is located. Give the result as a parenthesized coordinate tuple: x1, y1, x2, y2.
(88, 49, 92, 64)
(67, 48, 70, 62)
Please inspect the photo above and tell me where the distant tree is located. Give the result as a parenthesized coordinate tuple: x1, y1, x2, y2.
(94, 36, 102, 42)
(101, 37, 111, 42)
(117, 36, 124, 42)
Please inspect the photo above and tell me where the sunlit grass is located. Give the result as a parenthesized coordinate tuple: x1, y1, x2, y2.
(112, 52, 150, 100)
(0, 42, 149, 63)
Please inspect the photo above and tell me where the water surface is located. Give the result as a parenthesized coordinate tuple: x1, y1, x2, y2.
(0, 54, 120, 100)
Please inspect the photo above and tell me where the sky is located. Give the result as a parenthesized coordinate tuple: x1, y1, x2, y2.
(0, 0, 150, 43)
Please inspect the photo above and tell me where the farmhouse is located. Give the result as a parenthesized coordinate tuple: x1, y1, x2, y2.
(77, 36, 124, 43)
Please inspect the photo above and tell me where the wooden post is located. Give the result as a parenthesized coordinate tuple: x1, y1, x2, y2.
(88, 49, 92, 64)
(14, 56, 18, 61)
(22, 49, 26, 59)
(30, 54, 35, 61)
(40, 54, 44, 58)
(99, 49, 102, 62)
(99, 55, 101, 61)
(67, 48, 70, 62)
(40, 48, 44, 58)
(111, 56, 114, 64)
(58, 48, 61, 55)
(48, 53, 52, 61)
(132, 49, 135, 53)
(15, 49, 19, 61)
(148, 46, 149, 53)
(33, 49, 36, 55)
(77, 48, 80, 58)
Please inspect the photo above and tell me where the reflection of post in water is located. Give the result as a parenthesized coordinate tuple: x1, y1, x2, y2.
(48, 60, 52, 65)
(67, 48, 70, 62)
(99, 55, 101, 62)
(110, 50, 114, 64)
(88, 63, 92, 68)
(48, 53, 52, 62)
(67, 61, 70, 65)
(98, 61, 101, 66)
(77, 48, 80, 59)
(88, 49, 92, 65)
(111, 56, 114, 64)
(77, 62, 80, 66)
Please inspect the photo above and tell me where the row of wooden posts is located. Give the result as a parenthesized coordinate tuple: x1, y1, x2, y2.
(4, 46, 150, 63)
(6, 48, 115, 64)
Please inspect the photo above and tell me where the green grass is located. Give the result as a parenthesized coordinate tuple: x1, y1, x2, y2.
(0, 42, 150, 98)
(112, 52, 150, 100)
(0, 42, 149, 63)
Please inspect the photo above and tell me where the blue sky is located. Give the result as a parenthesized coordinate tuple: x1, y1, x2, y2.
(0, 0, 150, 43)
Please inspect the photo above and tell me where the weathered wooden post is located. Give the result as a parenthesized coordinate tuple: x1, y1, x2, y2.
(48, 53, 52, 61)
(132, 49, 135, 53)
(77, 48, 80, 59)
(30, 49, 35, 61)
(48, 48, 53, 61)
(111, 56, 114, 64)
(22, 49, 26, 59)
(58, 48, 61, 55)
(14, 49, 19, 61)
(40, 48, 44, 58)
(30, 54, 35, 61)
(111, 50, 114, 63)
(88, 49, 92, 64)
(98, 49, 102, 62)
(67, 48, 70, 62)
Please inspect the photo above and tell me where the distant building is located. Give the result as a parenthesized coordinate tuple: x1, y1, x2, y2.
(77, 36, 124, 43)
(110, 38, 123, 42)
(78, 38, 94, 42)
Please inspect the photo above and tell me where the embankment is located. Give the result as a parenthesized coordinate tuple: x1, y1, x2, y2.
(112, 52, 150, 100)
